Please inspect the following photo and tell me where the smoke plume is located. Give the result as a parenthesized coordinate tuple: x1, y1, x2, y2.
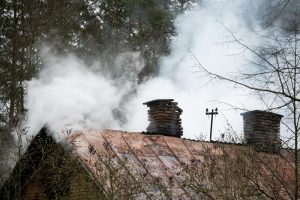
(124, 1, 264, 139)
(25, 0, 297, 140)
(24, 50, 142, 138)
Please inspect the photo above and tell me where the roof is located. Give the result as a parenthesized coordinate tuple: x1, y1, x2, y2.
(65, 129, 295, 199)
(1, 128, 296, 199)
(66, 129, 206, 198)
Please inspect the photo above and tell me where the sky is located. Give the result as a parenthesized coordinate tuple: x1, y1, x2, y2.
(24, 0, 294, 141)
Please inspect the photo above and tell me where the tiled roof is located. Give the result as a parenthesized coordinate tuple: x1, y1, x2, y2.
(1, 127, 295, 199)
(66, 129, 205, 199)
(64, 129, 295, 199)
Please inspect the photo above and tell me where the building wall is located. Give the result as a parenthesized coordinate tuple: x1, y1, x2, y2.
(22, 166, 103, 200)
(23, 179, 47, 200)
(21, 149, 104, 200)
(69, 170, 104, 200)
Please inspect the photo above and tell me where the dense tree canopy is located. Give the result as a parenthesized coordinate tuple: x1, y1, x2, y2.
(0, 0, 196, 129)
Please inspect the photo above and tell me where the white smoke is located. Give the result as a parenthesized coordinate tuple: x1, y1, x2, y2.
(25, 1, 288, 141)
(123, 1, 266, 140)
(24, 50, 142, 137)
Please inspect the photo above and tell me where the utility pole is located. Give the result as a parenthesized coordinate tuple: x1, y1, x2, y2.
(206, 108, 218, 142)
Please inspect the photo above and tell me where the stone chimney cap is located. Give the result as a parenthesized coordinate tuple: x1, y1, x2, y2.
(240, 110, 283, 118)
(143, 99, 174, 105)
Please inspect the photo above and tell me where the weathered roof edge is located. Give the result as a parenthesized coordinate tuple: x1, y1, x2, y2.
(0, 127, 103, 199)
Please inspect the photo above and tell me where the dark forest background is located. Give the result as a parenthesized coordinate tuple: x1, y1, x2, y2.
(0, 0, 198, 131)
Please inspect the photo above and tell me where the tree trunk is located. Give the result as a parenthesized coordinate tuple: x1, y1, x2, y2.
(9, 0, 18, 129)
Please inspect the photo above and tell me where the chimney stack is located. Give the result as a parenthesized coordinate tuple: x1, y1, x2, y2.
(241, 110, 283, 153)
(143, 99, 183, 137)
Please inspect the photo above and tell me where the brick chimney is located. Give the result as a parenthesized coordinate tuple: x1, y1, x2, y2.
(241, 110, 283, 153)
(143, 99, 183, 137)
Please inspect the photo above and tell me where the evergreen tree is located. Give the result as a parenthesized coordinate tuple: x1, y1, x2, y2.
(0, 0, 187, 128)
